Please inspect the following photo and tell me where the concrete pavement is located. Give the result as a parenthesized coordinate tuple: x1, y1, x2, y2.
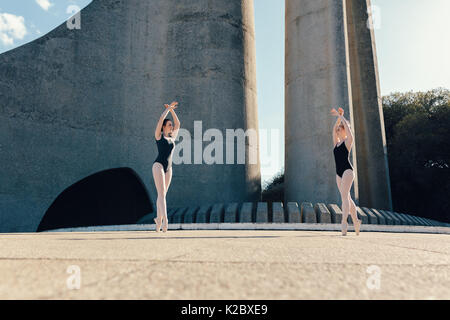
(0, 230, 449, 299)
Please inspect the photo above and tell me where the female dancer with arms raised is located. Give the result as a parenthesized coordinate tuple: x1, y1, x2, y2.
(331, 107, 362, 236)
(153, 101, 180, 232)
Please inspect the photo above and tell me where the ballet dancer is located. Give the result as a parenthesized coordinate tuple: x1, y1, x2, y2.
(330, 107, 362, 236)
(152, 101, 180, 232)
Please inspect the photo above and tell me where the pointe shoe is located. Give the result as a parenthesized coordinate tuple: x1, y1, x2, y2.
(162, 217, 168, 233)
(154, 217, 161, 232)
(355, 219, 362, 236)
(341, 223, 348, 236)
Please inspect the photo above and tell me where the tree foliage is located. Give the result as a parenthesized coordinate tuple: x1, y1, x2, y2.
(383, 88, 450, 222)
(261, 169, 284, 203)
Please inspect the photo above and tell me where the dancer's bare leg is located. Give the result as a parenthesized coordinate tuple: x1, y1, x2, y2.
(152, 162, 166, 232)
(165, 167, 172, 193)
(339, 169, 355, 236)
(162, 167, 172, 231)
(349, 197, 361, 235)
(348, 197, 358, 223)
(337, 172, 361, 234)
(336, 174, 347, 233)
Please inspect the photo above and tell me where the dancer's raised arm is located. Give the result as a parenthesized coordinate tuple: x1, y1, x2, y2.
(332, 117, 342, 146)
(155, 107, 171, 140)
(340, 115, 353, 147)
(169, 103, 180, 140)
(331, 108, 342, 146)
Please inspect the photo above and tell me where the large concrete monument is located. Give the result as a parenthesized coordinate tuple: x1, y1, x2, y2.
(0, 0, 261, 232)
(0, 0, 395, 233)
(285, 0, 392, 210)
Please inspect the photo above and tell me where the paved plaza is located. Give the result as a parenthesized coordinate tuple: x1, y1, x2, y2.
(0, 230, 449, 299)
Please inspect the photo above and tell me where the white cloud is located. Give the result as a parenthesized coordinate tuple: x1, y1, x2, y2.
(35, 0, 53, 11)
(0, 13, 27, 46)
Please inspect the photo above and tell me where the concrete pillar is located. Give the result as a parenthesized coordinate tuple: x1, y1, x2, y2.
(0, 0, 261, 232)
(285, 0, 358, 205)
(162, 0, 261, 207)
(345, 0, 393, 210)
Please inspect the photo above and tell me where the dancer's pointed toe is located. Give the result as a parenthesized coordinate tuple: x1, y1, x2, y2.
(162, 217, 168, 233)
(154, 217, 161, 232)
(341, 222, 348, 236)
(355, 219, 362, 236)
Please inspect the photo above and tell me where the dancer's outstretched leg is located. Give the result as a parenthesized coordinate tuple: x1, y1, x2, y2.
(152, 162, 166, 232)
(339, 169, 355, 236)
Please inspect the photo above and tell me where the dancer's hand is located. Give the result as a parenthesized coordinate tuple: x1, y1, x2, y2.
(338, 107, 344, 116)
(164, 101, 178, 110)
(330, 108, 339, 116)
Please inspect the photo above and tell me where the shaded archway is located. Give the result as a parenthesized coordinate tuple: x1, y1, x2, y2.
(37, 167, 153, 231)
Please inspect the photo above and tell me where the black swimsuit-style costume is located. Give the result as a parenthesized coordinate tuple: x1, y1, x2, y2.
(333, 140, 353, 178)
(153, 135, 175, 173)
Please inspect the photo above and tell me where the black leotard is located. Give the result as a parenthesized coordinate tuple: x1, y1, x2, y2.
(333, 140, 353, 178)
(153, 135, 175, 172)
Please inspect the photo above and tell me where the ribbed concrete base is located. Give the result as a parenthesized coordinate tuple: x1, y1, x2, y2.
(137, 202, 447, 228)
(44, 223, 450, 235)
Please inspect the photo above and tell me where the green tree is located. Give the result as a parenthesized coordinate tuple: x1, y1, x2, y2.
(261, 168, 284, 203)
(383, 88, 450, 222)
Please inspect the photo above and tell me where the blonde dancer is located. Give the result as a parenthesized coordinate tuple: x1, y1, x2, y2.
(331, 107, 362, 236)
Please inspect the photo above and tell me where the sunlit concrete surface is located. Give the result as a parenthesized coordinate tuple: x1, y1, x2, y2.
(0, 230, 448, 299)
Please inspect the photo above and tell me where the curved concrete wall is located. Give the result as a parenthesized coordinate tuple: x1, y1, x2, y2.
(0, 0, 261, 232)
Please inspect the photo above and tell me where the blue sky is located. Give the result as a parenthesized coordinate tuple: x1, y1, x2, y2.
(1, 0, 449, 185)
